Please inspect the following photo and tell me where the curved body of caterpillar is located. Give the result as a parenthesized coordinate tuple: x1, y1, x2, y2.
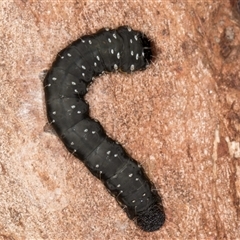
(43, 26, 165, 232)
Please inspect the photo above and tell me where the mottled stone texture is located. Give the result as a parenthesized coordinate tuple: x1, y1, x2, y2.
(0, 0, 239, 239)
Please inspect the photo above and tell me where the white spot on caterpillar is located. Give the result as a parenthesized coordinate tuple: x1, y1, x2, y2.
(94, 62, 97, 67)
(84, 129, 88, 132)
(111, 49, 114, 54)
(70, 142, 74, 145)
(52, 119, 55, 123)
(72, 82, 76, 85)
(142, 193, 146, 197)
(81, 39, 85, 43)
(127, 26, 132, 32)
(136, 53, 139, 60)
(117, 52, 120, 59)
(67, 53, 72, 57)
(92, 131, 96, 134)
(114, 154, 118, 157)
(82, 65, 86, 70)
(142, 51, 145, 57)
(105, 28, 109, 31)
(96, 164, 99, 168)
(108, 38, 111, 43)
(134, 35, 138, 41)
(107, 151, 111, 155)
(130, 39, 133, 44)
(71, 105, 76, 109)
(82, 73, 85, 77)
(117, 184, 121, 188)
(89, 40, 92, 44)
(132, 200, 136, 203)
(77, 111, 81, 114)
(96, 56, 100, 61)
(129, 173, 133, 177)
(113, 33, 117, 39)
(74, 89, 78, 93)
(52, 111, 56, 115)
(114, 64, 118, 70)
(135, 178, 139, 181)
(130, 64, 135, 71)
(52, 77, 57, 81)
(61, 56, 64, 59)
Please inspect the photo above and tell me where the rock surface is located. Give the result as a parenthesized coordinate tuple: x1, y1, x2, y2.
(0, 1, 240, 239)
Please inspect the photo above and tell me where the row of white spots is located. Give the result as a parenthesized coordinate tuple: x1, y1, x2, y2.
(70, 128, 97, 150)
(109, 32, 118, 69)
(131, 193, 147, 204)
(79, 31, 122, 71)
(81, 128, 96, 134)
(114, 161, 148, 205)
(50, 106, 82, 124)
(115, 174, 147, 204)
(64, 51, 88, 79)
(128, 32, 145, 72)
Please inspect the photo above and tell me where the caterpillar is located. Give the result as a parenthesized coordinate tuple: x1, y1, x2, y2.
(43, 26, 165, 232)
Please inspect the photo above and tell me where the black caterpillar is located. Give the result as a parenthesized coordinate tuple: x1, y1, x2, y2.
(43, 26, 165, 232)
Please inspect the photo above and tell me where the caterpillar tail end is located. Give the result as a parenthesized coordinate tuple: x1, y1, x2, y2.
(135, 203, 165, 232)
